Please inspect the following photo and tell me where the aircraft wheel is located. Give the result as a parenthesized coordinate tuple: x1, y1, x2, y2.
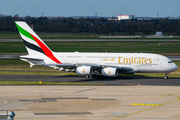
(86, 75, 92, 78)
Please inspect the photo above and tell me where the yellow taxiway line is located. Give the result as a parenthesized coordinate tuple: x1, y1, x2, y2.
(113, 95, 180, 120)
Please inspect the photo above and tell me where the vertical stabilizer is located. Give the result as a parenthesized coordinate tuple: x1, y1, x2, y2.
(15, 21, 61, 63)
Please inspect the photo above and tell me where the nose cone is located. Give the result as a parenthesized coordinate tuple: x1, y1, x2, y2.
(173, 63, 178, 71)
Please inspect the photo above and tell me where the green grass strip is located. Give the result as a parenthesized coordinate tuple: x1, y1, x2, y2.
(0, 71, 77, 75)
(0, 81, 104, 85)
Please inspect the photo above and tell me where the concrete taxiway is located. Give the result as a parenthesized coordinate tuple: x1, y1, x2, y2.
(0, 85, 180, 120)
(0, 75, 180, 120)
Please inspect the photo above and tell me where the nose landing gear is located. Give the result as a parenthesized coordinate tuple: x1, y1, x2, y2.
(165, 73, 169, 79)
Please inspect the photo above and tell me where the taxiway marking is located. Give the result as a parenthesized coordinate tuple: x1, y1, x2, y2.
(113, 95, 180, 120)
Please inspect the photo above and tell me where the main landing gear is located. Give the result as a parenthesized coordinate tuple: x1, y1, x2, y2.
(86, 75, 92, 78)
(86, 75, 99, 78)
(165, 73, 169, 79)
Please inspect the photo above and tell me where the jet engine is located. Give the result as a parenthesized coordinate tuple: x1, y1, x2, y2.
(101, 67, 118, 77)
(76, 66, 93, 76)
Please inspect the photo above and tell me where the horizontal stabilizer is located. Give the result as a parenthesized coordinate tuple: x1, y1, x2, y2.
(20, 56, 45, 67)
(20, 57, 44, 61)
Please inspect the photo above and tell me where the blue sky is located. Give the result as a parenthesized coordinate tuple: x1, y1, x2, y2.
(0, 0, 180, 17)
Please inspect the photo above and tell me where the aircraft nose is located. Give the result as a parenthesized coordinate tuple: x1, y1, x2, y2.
(173, 63, 178, 71)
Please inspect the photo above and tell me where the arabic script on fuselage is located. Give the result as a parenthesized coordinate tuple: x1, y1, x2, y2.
(101, 58, 115, 61)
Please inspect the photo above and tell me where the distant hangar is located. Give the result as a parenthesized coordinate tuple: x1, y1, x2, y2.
(118, 15, 135, 20)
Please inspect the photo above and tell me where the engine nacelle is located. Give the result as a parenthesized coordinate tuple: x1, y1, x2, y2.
(76, 66, 93, 76)
(101, 67, 118, 77)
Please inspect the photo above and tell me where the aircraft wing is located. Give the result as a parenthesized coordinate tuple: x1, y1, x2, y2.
(45, 63, 133, 72)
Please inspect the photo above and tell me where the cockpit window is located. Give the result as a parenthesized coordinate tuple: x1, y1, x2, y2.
(168, 61, 173, 63)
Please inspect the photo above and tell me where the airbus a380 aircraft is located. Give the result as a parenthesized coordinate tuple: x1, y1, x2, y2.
(15, 21, 178, 79)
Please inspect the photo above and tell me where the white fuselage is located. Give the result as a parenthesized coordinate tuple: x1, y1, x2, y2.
(47, 52, 178, 73)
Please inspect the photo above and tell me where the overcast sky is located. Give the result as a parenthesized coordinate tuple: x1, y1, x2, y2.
(0, 0, 180, 17)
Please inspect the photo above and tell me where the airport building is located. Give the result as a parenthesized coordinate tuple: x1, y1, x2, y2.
(118, 15, 135, 20)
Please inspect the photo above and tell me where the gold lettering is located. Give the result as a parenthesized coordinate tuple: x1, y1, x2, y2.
(118, 57, 120, 63)
(144, 58, 148, 64)
(131, 57, 133, 64)
(125, 58, 131, 64)
(142, 58, 144, 64)
(118, 57, 152, 64)
(134, 58, 137, 64)
(101, 58, 115, 61)
(118, 57, 124, 64)
(149, 58, 152, 64)
(137, 58, 141, 64)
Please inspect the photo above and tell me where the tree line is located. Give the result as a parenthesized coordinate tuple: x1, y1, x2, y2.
(0, 14, 180, 35)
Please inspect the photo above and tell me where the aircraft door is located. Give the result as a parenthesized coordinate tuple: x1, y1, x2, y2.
(62, 55, 66, 60)
(82, 55, 86, 63)
(158, 59, 164, 68)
